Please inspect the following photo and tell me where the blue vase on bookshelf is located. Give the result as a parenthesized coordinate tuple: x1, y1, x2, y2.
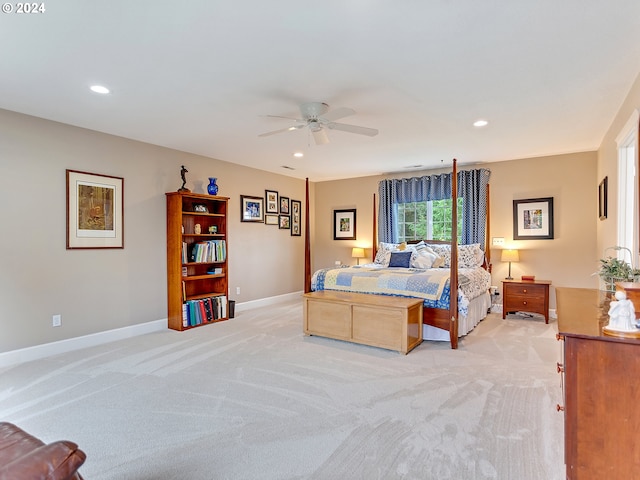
(207, 177, 219, 195)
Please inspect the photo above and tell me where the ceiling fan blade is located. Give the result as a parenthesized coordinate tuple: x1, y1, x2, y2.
(261, 114, 305, 122)
(258, 125, 303, 137)
(320, 107, 355, 122)
(327, 122, 379, 137)
(312, 128, 329, 145)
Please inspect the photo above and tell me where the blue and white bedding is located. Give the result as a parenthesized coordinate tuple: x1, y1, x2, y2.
(311, 264, 491, 317)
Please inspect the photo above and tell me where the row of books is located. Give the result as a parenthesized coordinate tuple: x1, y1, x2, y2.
(182, 295, 227, 327)
(182, 240, 227, 263)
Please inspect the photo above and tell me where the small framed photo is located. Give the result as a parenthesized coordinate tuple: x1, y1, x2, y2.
(66, 169, 124, 249)
(265, 214, 279, 225)
(279, 215, 290, 229)
(193, 203, 208, 213)
(241, 195, 264, 223)
(333, 208, 356, 240)
(513, 197, 554, 240)
(280, 196, 290, 215)
(265, 189, 279, 214)
(290, 200, 301, 236)
(599, 177, 608, 220)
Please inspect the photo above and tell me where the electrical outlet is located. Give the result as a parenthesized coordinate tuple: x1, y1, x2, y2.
(52, 314, 61, 327)
(236, 287, 240, 295)
(492, 237, 505, 247)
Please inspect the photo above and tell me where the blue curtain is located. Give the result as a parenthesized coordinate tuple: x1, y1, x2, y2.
(378, 168, 491, 245)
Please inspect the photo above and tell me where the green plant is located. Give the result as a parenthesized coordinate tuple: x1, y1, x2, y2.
(597, 256, 640, 291)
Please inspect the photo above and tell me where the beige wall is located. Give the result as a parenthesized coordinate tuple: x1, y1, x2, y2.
(313, 152, 599, 309)
(2, 69, 638, 354)
(596, 72, 640, 257)
(0, 109, 305, 353)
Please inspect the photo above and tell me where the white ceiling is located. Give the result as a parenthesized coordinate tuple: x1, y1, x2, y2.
(2, 1, 640, 182)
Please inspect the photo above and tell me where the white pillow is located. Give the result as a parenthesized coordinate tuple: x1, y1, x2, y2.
(412, 250, 436, 269)
(374, 242, 398, 265)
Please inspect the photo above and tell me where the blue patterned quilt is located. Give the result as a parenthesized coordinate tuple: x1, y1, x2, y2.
(311, 266, 453, 311)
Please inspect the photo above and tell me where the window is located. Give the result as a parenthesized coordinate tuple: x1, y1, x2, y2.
(397, 198, 463, 243)
(616, 110, 639, 266)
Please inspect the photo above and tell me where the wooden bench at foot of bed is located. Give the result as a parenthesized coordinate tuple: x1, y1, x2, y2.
(303, 290, 423, 354)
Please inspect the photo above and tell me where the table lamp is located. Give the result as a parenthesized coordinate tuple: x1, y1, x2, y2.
(501, 249, 519, 280)
(351, 247, 365, 265)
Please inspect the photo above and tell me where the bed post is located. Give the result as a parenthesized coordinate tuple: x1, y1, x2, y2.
(372, 193, 377, 261)
(449, 159, 459, 349)
(304, 177, 311, 293)
(485, 183, 491, 271)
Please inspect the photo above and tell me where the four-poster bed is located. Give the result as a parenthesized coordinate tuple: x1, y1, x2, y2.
(303, 159, 492, 350)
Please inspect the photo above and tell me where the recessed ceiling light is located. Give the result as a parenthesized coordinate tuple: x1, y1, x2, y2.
(473, 119, 488, 127)
(90, 85, 110, 94)
(293, 152, 304, 158)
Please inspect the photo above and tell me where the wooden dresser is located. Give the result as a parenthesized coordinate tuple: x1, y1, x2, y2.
(556, 287, 640, 480)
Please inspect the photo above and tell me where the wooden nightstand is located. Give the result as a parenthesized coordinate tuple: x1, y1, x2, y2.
(502, 279, 552, 323)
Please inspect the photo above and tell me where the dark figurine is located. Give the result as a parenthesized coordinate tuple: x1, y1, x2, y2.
(178, 165, 190, 192)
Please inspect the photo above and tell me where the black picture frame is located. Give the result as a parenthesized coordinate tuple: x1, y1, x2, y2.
(513, 197, 554, 240)
(240, 195, 264, 223)
(280, 196, 290, 215)
(599, 177, 608, 220)
(334, 208, 357, 240)
(279, 215, 290, 229)
(265, 189, 278, 214)
(290, 199, 301, 237)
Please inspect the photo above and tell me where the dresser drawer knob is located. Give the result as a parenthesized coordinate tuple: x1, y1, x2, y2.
(557, 362, 564, 373)
(523, 289, 527, 293)
(556, 404, 565, 412)
(523, 301, 527, 305)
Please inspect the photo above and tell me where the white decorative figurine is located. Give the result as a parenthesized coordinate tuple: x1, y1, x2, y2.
(605, 291, 638, 333)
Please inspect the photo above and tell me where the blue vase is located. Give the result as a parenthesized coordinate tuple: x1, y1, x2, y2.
(207, 177, 219, 195)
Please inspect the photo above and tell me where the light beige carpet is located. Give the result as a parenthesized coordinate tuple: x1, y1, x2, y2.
(0, 299, 564, 479)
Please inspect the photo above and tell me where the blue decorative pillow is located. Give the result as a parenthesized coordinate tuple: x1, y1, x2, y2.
(388, 251, 412, 268)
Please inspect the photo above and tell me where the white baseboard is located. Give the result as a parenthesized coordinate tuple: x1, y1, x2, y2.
(0, 318, 168, 368)
(235, 291, 302, 312)
(0, 292, 305, 368)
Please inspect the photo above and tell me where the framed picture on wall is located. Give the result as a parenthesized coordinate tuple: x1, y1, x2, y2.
(240, 195, 264, 223)
(279, 215, 290, 229)
(333, 208, 356, 240)
(513, 197, 554, 240)
(280, 196, 290, 215)
(265, 214, 279, 225)
(599, 177, 608, 220)
(291, 199, 301, 236)
(66, 169, 124, 249)
(265, 190, 278, 214)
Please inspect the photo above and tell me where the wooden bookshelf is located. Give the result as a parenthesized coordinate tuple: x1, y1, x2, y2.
(166, 192, 229, 330)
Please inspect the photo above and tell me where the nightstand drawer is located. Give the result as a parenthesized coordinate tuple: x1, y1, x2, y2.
(504, 295, 545, 312)
(504, 283, 546, 297)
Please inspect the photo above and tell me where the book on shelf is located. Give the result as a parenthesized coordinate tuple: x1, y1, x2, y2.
(187, 240, 226, 263)
(182, 294, 228, 327)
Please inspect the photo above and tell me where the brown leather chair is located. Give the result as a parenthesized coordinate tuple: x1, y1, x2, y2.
(0, 422, 85, 480)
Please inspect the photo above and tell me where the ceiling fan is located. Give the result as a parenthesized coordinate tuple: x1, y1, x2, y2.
(258, 102, 378, 145)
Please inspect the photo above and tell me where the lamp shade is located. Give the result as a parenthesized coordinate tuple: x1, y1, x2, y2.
(501, 249, 520, 263)
(351, 247, 365, 259)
